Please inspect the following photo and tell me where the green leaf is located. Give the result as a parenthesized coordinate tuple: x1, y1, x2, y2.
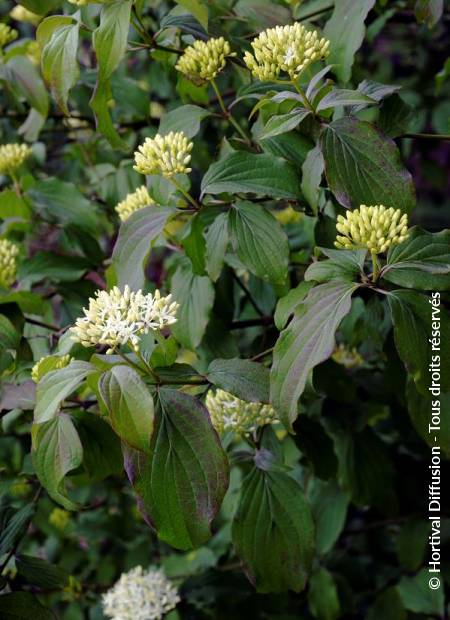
(305, 248, 367, 284)
(159, 104, 211, 138)
(5, 56, 49, 117)
(18, 0, 61, 15)
(41, 23, 79, 115)
(257, 108, 311, 139)
(16, 554, 69, 589)
(205, 212, 229, 282)
(32, 414, 83, 510)
(0, 315, 20, 352)
(320, 117, 416, 214)
(201, 153, 302, 200)
(175, 0, 208, 30)
(324, 0, 376, 83)
(206, 358, 270, 403)
(18, 251, 90, 285)
(181, 213, 206, 275)
(74, 410, 123, 480)
(395, 518, 429, 571)
(28, 178, 99, 234)
(414, 0, 443, 28)
(274, 281, 314, 330)
(90, 79, 128, 150)
(271, 281, 358, 428)
(388, 290, 450, 394)
(309, 480, 348, 555)
(316, 88, 375, 112)
(171, 261, 214, 349)
(406, 381, 450, 456)
(378, 94, 414, 138)
(34, 361, 96, 423)
(36, 16, 74, 49)
(99, 365, 154, 453)
(261, 132, 313, 167)
(113, 206, 172, 291)
(0, 592, 55, 620)
(0, 291, 45, 315)
(0, 504, 35, 557)
(397, 568, 444, 615)
(229, 202, 289, 284)
(367, 588, 406, 620)
(0, 189, 31, 220)
(232, 467, 315, 592)
(308, 568, 340, 620)
(382, 227, 450, 290)
(301, 145, 324, 212)
(334, 427, 397, 513)
(93, 0, 132, 82)
(125, 388, 228, 550)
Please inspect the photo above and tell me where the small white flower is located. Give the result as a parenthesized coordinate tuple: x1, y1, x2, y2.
(102, 566, 180, 620)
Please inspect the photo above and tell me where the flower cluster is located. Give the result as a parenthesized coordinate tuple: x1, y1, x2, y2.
(49, 507, 71, 531)
(332, 344, 364, 370)
(115, 186, 154, 222)
(31, 354, 72, 383)
(10, 5, 41, 25)
(0, 143, 32, 176)
(70, 285, 178, 354)
(335, 205, 409, 254)
(102, 566, 180, 620)
(0, 24, 18, 48)
(206, 389, 277, 435)
(134, 132, 193, 178)
(0, 239, 19, 288)
(176, 37, 235, 83)
(244, 23, 330, 81)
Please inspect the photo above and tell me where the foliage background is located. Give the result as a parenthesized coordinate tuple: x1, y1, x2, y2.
(0, 1, 449, 619)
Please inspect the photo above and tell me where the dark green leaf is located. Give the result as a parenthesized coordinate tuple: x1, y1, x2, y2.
(397, 568, 444, 615)
(34, 361, 96, 423)
(41, 23, 79, 115)
(99, 365, 154, 453)
(388, 290, 450, 394)
(378, 94, 414, 138)
(206, 358, 270, 403)
(324, 0, 376, 82)
(159, 104, 211, 138)
(367, 588, 406, 620)
(0, 315, 20, 351)
(0, 592, 55, 620)
(93, 1, 132, 82)
(316, 88, 375, 112)
(113, 206, 172, 291)
(382, 227, 450, 290)
(321, 117, 416, 213)
(271, 281, 358, 428)
(257, 108, 311, 139)
(90, 79, 128, 150)
(18, 251, 90, 285)
(125, 388, 228, 550)
(406, 381, 450, 456)
(305, 248, 367, 284)
(16, 554, 69, 589)
(5, 56, 48, 117)
(171, 261, 214, 348)
(308, 568, 340, 620)
(229, 202, 289, 284)
(32, 414, 83, 510)
(309, 480, 349, 555)
(201, 153, 302, 200)
(301, 145, 324, 213)
(205, 212, 229, 282)
(232, 467, 315, 592)
(0, 504, 35, 557)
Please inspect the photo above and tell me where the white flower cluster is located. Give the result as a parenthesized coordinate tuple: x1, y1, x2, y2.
(102, 566, 180, 620)
(70, 286, 178, 354)
(206, 389, 277, 435)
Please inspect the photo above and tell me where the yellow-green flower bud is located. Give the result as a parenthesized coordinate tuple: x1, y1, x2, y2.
(332, 343, 364, 369)
(26, 40, 41, 66)
(10, 478, 31, 498)
(334, 205, 409, 254)
(31, 354, 72, 383)
(134, 132, 193, 178)
(244, 23, 330, 82)
(0, 24, 18, 48)
(205, 389, 277, 435)
(175, 37, 236, 84)
(0, 143, 32, 176)
(115, 186, 154, 222)
(10, 5, 41, 25)
(49, 507, 71, 530)
(274, 206, 302, 225)
(0, 239, 19, 288)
